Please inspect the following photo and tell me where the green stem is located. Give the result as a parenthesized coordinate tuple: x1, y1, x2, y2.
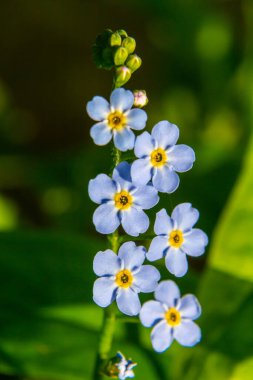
(93, 147, 121, 380)
(119, 233, 156, 243)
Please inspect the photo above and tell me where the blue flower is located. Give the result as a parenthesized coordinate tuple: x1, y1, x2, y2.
(88, 161, 159, 236)
(86, 88, 147, 151)
(115, 352, 137, 380)
(131, 121, 195, 193)
(93, 241, 161, 316)
(140, 280, 201, 352)
(147, 203, 208, 277)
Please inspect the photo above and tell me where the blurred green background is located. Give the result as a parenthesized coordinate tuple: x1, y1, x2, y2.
(0, 0, 253, 379)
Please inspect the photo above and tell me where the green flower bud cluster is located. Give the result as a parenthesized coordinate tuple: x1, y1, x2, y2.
(92, 29, 142, 88)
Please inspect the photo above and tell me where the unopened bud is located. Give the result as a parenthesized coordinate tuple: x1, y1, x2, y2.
(110, 32, 122, 47)
(117, 29, 128, 38)
(114, 47, 128, 66)
(122, 37, 136, 54)
(115, 66, 131, 87)
(126, 54, 142, 73)
(133, 90, 148, 108)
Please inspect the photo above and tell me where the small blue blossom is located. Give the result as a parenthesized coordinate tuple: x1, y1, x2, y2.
(115, 352, 137, 380)
(131, 121, 195, 193)
(147, 203, 208, 277)
(86, 88, 147, 151)
(93, 241, 161, 316)
(139, 280, 201, 352)
(88, 161, 159, 236)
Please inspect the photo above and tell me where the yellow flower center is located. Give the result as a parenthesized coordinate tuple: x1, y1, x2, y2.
(114, 190, 133, 210)
(165, 307, 181, 326)
(150, 148, 168, 167)
(169, 230, 184, 248)
(107, 111, 127, 131)
(115, 269, 133, 288)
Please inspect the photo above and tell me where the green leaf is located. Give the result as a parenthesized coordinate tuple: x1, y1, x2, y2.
(0, 230, 162, 380)
(179, 133, 253, 379)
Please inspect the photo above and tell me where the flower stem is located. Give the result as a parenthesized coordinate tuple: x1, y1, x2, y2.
(93, 148, 121, 380)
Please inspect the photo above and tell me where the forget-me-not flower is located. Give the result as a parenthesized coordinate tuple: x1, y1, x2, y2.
(115, 352, 137, 380)
(88, 161, 159, 236)
(131, 121, 195, 193)
(86, 88, 147, 151)
(93, 241, 161, 316)
(147, 203, 208, 277)
(140, 280, 201, 352)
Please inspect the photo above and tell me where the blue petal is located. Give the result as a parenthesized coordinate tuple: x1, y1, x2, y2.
(171, 203, 199, 231)
(134, 131, 155, 158)
(127, 109, 147, 130)
(154, 209, 173, 235)
(93, 277, 116, 307)
(88, 174, 117, 204)
(93, 203, 120, 234)
(93, 249, 121, 276)
(113, 127, 135, 152)
(182, 228, 208, 257)
(165, 248, 188, 277)
(133, 184, 159, 209)
(110, 88, 134, 111)
(139, 300, 165, 327)
(87, 96, 110, 121)
(152, 166, 180, 193)
(155, 280, 180, 307)
(112, 161, 132, 190)
(146, 236, 168, 261)
(168, 144, 195, 172)
(134, 265, 160, 293)
(151, 320, 173, 352)
(121, 207, 149, 236)
(151, 121, 179, 149)
(90, 122, 112, 146)
(174, 320, 201, 347)
(131, 158, 152, 186)
(118, 241, 146, 271)
(178, 295, 202, 320)
(116, 288, 141, 316)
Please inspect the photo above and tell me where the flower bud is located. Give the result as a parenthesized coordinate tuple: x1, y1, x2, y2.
(126, 54, 142, 73)
(117, 29, 128, 38)
(133, 90, 149, 108)
(114, 66, 131, 87)
(110, 31, 122, 47)
(103, 352, 137, 379)
(114, 47, 128, 66)
(122, 37, 136, 54)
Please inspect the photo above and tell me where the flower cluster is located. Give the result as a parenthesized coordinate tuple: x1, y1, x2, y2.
(87, 85, 208, 378)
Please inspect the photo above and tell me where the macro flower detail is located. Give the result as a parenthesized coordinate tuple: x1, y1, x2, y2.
(93, 241, 161, 316)
(88, 161, 159, 236)
(139, 280, 201, 352)
(147, 203, 208, 277)
(86, 87, 147, 151)
(115, 352, 137, 380)
(131, 120, 195, 193)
